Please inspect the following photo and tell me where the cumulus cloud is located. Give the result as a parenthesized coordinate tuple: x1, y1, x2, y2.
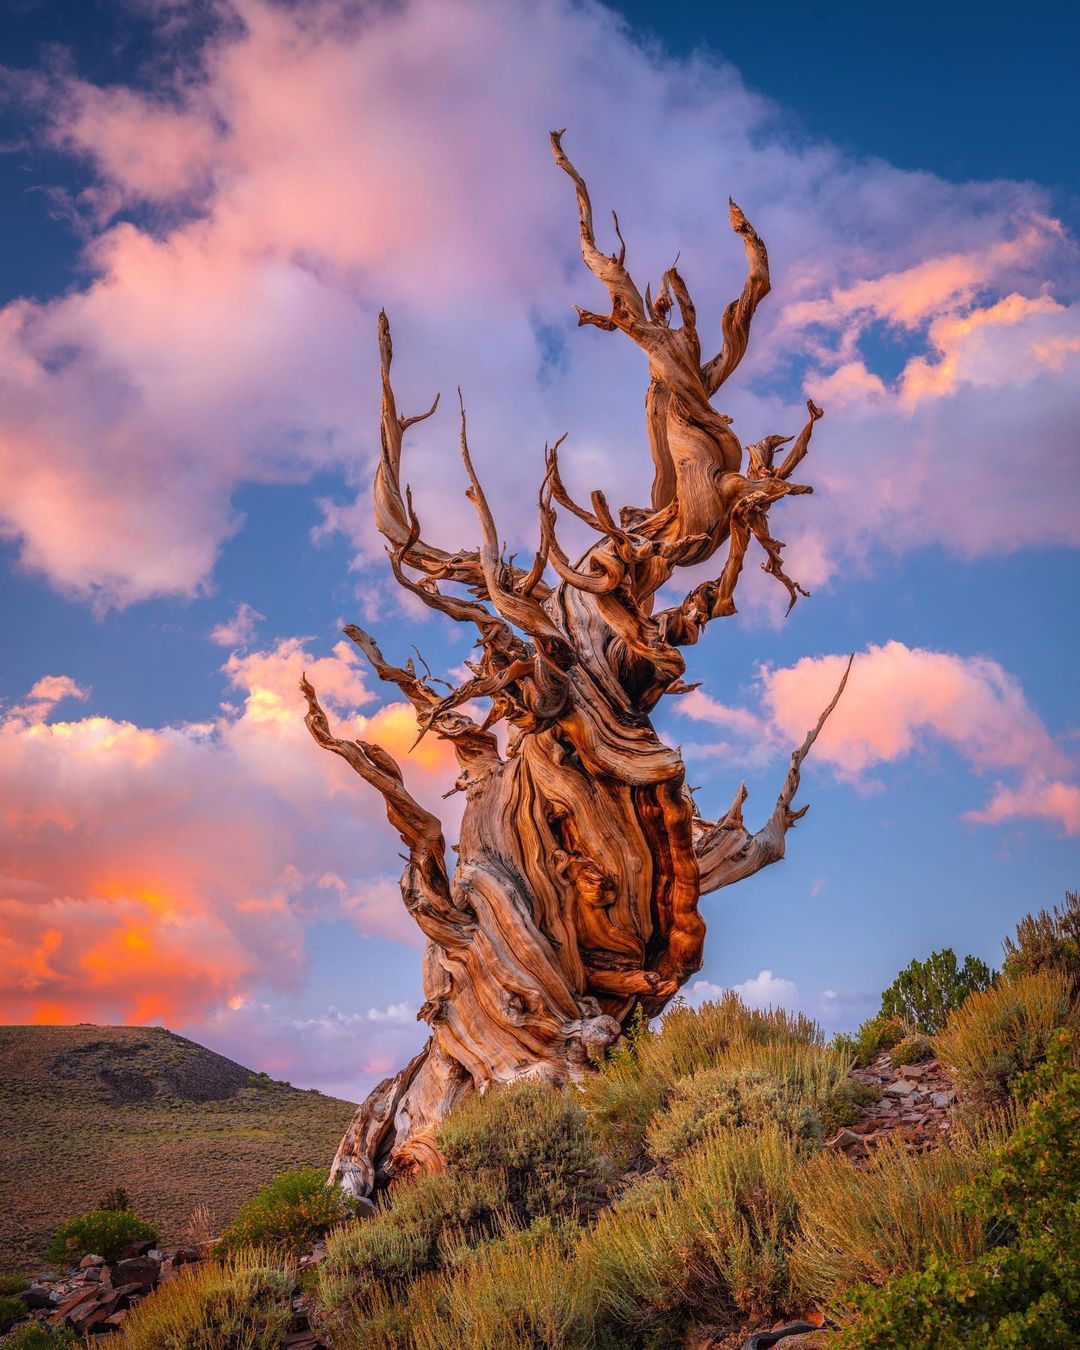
(686, 970, 799, 1013)
(0, 0, 1075, 608)
(210, 601, 265, 647)
(679, 641, 1079, 834)
(0, 637, 458, 1025)
(683, 970, 870, 1032)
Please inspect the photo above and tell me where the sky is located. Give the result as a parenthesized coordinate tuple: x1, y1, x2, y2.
(0, 0, 1077, 1102)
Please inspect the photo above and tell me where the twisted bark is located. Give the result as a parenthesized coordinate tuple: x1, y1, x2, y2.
(303, 135, 847, 1196)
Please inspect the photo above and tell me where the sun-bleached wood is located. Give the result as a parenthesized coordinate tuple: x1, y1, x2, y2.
(302, 133, 848, 1197)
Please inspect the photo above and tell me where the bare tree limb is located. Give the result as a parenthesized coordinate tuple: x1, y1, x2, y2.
(696, 656, 854, 894)
(300, 674, 472, 949)
(700, 199, 771, 395)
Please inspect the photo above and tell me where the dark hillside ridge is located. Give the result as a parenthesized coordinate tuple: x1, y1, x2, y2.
(42, 1024, 262, 1103)
(0, 1024, 356, 1270)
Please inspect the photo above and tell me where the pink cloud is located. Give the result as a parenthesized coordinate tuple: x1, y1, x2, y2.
(679, 641, 1078, 834)
(49, 79, 219, 208)
(782, 223, 1061, 336)
(965, 780, 1080, 835)
(0, 0, 1073, 608)
(9, 675, 90, 724)
(210, 601, 265, 647)
(0, 636, 457, 1025)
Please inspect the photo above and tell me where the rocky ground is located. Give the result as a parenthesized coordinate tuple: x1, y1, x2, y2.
(825, 1051, 959, 1161)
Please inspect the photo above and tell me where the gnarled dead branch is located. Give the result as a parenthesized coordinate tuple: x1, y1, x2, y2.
(302, 134, 846, 1196)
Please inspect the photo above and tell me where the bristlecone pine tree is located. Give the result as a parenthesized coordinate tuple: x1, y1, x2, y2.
(301, 132, 850, 1197)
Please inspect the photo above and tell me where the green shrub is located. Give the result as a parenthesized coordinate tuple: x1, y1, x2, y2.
(818, 1077, 882, 1137)
(584, 1122, 801, 1342)
(45, 1208, 158, 1266)
(646, 1050, 849, 1161)
(934, 969, 1076, 1106)
(0, 1274, 29, 1295)
(438, 1079, 603, 1221)
(217, 1167, 350, 1255)
(97, 1186, 130, 1212)
(880, 948, 995, 1034)
(1003, 889, 1080, 995)
(789, 1127, 994, 1308)
(834, 1015, 909, 1066)
(317, 1081, 603, 1335)
(373, 1220, 587, 1350)
(839, 1029, 1080, 1347)
(0, 1294, 26, 1333)
(889, 1032, 934, 1066)
(673, 1121, 800, 1322)
(115, 1248, 295, 1350)
(584, 993, 822, 1165)
(4, 1326, 77, 1350)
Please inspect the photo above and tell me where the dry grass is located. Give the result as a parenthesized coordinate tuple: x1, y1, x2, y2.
(645, 1041, 852, 1161)
(789, 1127, 998, 1307)
(115, 1247, 295, 1350)
(582, 1122, 802, 1342)
(185, 1203, 218, 1260)
(405, 1223, 586, 1350)
(583, 993, 825, 1165)
(0, 1025, 355, 1269)
(316, 1079, 604, 1338)
(933, 969, 1076, 1105)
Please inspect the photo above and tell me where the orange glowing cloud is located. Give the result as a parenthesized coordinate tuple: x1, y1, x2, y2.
(0, 636, 460, 1026)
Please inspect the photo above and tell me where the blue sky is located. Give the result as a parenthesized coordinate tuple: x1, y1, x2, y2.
(0, 0, 1077, 1099)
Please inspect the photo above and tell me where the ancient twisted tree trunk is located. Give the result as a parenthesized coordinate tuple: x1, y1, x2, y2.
(302, 133, 848, 1197)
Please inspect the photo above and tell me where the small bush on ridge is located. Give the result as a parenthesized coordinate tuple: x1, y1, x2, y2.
(584, 993, 823, 1165)
(646, 1054, 846, 1161)
(97, 1186, 130, 1212)
(1003, 889, 1080, 995)
(45, 1208, 158, 1267)
(0, 1275, 29, 1295)
(438, 1078, 603, 1220)
(831, 1015, 908, 1066)
(879, 948, 995, 1034)
(217, 1167, 350, 1255)
(889, 1032, 934, 1066)
(934, 968, 1076, 1106)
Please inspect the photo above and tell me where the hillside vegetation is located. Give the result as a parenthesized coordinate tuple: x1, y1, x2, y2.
(0, 1025, 355, 1269)
(5, 894, 1077, 1348)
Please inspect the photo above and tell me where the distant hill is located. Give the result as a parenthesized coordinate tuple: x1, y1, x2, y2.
(0, 1024, 356, 1269)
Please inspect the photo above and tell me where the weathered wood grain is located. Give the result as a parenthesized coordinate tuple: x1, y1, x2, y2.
(302, 134, 848, 1196)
